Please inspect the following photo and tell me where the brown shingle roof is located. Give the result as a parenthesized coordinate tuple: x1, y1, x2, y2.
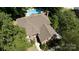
(16, 14, 50, 36)
(39, 24, 57, 43)
(16, 14, 58, 43)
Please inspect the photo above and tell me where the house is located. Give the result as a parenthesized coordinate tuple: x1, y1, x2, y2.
(16, 13, 61, 44)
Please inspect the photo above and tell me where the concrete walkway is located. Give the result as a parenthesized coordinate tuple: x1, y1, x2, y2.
(27, 45, 38, 51)
(35, 41, 42, 51)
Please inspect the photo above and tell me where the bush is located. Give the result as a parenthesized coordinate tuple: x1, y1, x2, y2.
(40, 44, 48, 51)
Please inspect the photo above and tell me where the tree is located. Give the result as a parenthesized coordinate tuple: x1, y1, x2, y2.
(50, 15, 59, 30)
(35, 7, 62, 17)
(54, 9, 79, 51)
(0, 7, 28, 20)
(0, 12, 31, 51)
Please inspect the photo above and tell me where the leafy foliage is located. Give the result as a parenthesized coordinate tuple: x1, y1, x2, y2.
(53, 9, 79, 51)
(0, 7, 28, 20)
(40, 43, 48, 51)
(50, 15, 59, 30)
(0, 12, 31, 51)
(35, 7, 62, 16)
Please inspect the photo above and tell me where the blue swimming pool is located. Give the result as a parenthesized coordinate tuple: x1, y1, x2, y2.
(26, 8, 42, 16)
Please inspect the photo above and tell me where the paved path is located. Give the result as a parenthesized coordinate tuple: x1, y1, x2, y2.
(27, 37, 42, 51)
(35, 41, 42, 51)
(27, 45, 38, 51)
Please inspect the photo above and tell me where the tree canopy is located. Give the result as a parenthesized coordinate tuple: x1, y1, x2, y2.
(0, 7, 28, 20)
(52, 9, 79, 51)
(0, 12, 31, 51)
(35, 7, 62, 17)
